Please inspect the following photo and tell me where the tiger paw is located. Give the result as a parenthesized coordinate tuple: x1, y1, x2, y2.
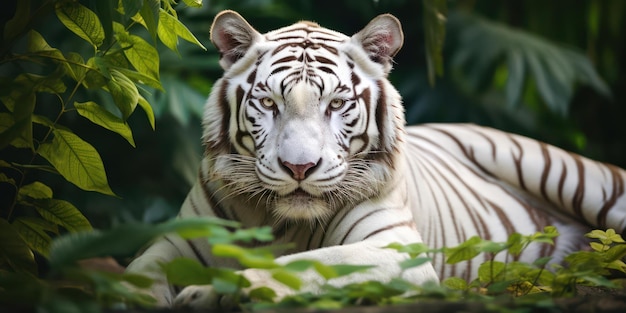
(173, 285, 241, 309)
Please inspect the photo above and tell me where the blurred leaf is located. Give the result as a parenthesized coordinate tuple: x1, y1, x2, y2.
(422, 0, 447, 86)
(0, 173, 16, 185)
(399, 257, 431, 270)
(75, 101, 136, 147)
(272, 270, 302, 290)
(163, 257, 214, 286)
(0, 95, 34, 150)
(38, 128, 115, 196)
(0, 219, 37, 275)
(0, 272, 45, 304)
(445, 236, 482, 264)
(49, 218, 238, 268)
(3, 0, 30, 42)
(477, 261, 506, 283)
(55, 1, 105, 47)
(121, 0, 143, 19)
(442, 277, 468, 291)
(449, 12, 611, 115)
(249, 287, 277, 302)
(160, 74, 205, 125)
(284, 260, 317, 272)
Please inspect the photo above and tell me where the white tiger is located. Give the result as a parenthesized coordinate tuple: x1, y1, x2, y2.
(126, 10, 626, 308)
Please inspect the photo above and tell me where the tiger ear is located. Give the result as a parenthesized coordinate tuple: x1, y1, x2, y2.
(352, 14, 404, 72)
(210, 10, 262, 70)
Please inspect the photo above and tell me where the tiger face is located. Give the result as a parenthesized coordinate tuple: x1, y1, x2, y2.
(203, 11, 405, 222)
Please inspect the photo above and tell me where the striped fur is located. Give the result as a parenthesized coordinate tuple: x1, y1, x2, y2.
(126, 11, 626, 308)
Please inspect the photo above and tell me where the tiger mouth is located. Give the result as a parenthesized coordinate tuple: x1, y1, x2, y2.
(289, 188, 313, 197)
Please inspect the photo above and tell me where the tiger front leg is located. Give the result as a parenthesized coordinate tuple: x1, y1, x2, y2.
(173, 240, 439, 309)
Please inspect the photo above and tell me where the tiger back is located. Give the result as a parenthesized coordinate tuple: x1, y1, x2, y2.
(126, 10, 626, 308)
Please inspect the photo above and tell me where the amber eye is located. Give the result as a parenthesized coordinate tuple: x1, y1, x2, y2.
(329, 99, 345, 110)
(260, 97, 275, 109)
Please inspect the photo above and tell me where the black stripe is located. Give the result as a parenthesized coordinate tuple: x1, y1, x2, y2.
(185, 239, 209, 267)
(339, 209, 385, 244)
(363, 220, 414, 240)
(571, 155, 586, 218)
(597, 164, 624, 227)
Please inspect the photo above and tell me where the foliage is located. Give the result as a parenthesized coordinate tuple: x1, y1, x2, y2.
(0, 0, 204, 278)
(3, 218, 623, 312)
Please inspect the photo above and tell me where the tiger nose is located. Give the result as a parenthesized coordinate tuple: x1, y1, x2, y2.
(280, 159, 320, 181)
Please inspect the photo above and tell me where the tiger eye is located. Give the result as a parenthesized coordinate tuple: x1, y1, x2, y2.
(261, 97, 275, 109)
(329, 99, 345, 110)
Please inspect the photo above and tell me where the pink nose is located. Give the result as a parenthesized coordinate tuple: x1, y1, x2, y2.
(281, 160, 318, 181)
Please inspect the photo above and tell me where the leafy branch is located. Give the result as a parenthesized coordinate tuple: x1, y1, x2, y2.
(0, 0, 205, 277)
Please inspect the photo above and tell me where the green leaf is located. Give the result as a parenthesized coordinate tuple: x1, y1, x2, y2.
(163, 257, 214, 286)
(272, 270, 302, 290)
(83, 57, 108, 89)
(284, 260, 317, 272)
(121, 34, 160, 81)
(442, 277, 468, 291)
(476, 240, 509, 254)
(18, 181, 53, 200)
(0, 99, 34, 150)
(122, 272, 154, 289)
(330, 264, 375, 278)
(249, 287, 276, 302)
(212, 276, 243, 294)
(311, 262, 336, 280)
(182, 0, 203, 8)
(48, 217, 236, 269)
(49, 225, 159, 268)
(13, 217, 56, 258)
(116, 67, 163, 90)
(603, 244, 626, 263)
(106, 69, 139, 120)
(26, 30, 66, 61)
(157, 10, 179, 53)
(0, 173, 16, 185)
(399, 257, 431, 270)
(477, 260, 506, 283)
(34, 198, 92, 233)
(74, 101, 135, 147)
(386, 242, 434, 258)
(55, 1, 105, 47)
(65, 52, 87, 83)
(38, 128, 115, 196)
(444, 236, 482, 264)
(158, 9, 206, 52)
(140, 0, 160, 41)
(137, 95, 156, 130)
(0, 219, 37, 275)
(121, 0, 143, 19)
(532, 256, 553, 267)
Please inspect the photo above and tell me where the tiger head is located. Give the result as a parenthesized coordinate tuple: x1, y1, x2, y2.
(203, 11, 405, 222)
